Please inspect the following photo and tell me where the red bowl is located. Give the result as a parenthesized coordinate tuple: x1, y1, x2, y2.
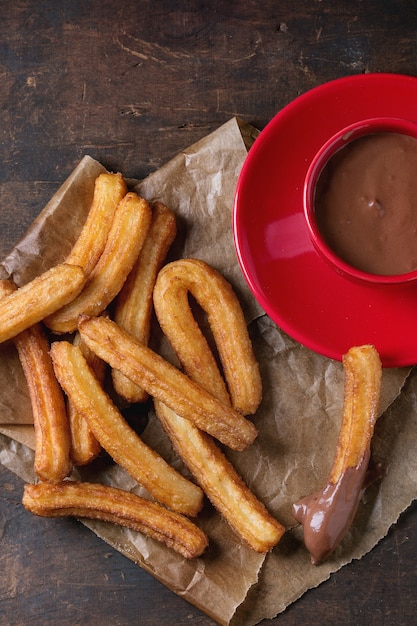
(304, 116, 417, 286)
(233, 73, 417, 367)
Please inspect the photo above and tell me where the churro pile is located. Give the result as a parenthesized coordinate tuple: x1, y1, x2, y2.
(0, 172, 286, 558)
(0, 170, 387, 565)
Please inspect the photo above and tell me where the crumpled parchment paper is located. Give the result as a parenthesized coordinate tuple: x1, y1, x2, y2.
(0, 118, 415, 625)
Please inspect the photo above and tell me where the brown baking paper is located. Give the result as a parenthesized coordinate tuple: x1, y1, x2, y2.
(0, 118, 415, 625)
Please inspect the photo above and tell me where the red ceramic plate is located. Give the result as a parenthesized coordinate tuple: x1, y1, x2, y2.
(233, 73, 417, 368)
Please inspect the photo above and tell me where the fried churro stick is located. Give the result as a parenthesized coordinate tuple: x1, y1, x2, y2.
(50, 341, 204, 516)
(16, 326, 73, 482)
(65, 172, 127, 276)
(155, 401, 285, 552)
(0, 279, 72, 483)
(292, 345, 382, 564)
(153, 258, 262, 415)
(0, 264, 85, 345)
(68, 332, 105, 465)
(78, 316, 258, 451)
(45, 192, 152, 333)
(113, 201, 177, 403)
(23, 482, 208, 559)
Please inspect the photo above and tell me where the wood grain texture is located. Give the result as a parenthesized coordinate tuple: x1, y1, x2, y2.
(1, 1, 417, 624)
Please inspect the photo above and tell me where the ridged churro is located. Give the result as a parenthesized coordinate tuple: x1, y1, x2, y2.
(155, 401, 285, 552)
(23, 481, 208, 559)
(0, 264, 85, 345)
(153, 258, 262, 415)
(45, 192, 152, 333)
(113, 201, 177, 403)
(68, 332, 105, 466)
(0, 279, 72, 482)
(293, 345, 382, 564)
(65, 172, 127, 276)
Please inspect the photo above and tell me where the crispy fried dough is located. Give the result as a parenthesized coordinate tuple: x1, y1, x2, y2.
(50, 340, 204, 516)
(293, 345, 382, 564)
(45, 192, 152, 333)
(155, 401, 285, 552)
(68, 332, 105, 466)
(0, 264, 85, 345)
(0, 279, 72, 482)
(331, 345, 382, 483)
(78, 315, 258, 451)
(153, 258, 262, 415)
(23, 482, 208, 559)
(113, 201, 177, 403)
(65, 172, 127, 276)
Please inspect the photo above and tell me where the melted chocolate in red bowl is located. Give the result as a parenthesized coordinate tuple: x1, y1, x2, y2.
(304, 118, 417, 285)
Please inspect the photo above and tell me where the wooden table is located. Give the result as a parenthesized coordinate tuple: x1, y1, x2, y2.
(1, 2, 417, 624)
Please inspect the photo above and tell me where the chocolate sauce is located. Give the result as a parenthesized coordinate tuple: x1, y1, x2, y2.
(314, 132, 417, 275)
(292, 450, 370, 565)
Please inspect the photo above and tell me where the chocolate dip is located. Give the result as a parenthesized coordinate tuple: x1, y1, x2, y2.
(292, 450, 370, 565)
(314, 132, 417, 275)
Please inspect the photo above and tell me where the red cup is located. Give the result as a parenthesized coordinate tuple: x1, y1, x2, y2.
(304, 117, 417, 286)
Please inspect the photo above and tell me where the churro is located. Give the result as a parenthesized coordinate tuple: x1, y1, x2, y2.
(45, 192, 152, 333)
(113, 201, 177, 403)
(65, 172, 127, 276)
(68, 332, 105, 466)
(0, 264, 85, 345)
(155, 400, 285, 552)
(292, 345, 382, 564)
(152, 259, 283, 551)
(153, 258, 262, 415)
(23, 482, 208, 559)
(0, 279, 72, 482)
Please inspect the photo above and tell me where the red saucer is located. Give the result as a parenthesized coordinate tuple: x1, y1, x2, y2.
(233, 73, 417, 368)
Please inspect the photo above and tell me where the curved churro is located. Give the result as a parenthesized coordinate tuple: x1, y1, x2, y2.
(0, 264, 86, 345)
(292, 345, 382, 564)
(45, 192, 152, 333)
(0, 279, 72, 483)
(155, 401, 285, 552)
(65, 172, 127, 276)
(78, 315, 258, 451)
(23, 482, 208, 559)
(50, 340, 204, 517)
(153, 259, 262, 415)
(113, 201, 177, 403)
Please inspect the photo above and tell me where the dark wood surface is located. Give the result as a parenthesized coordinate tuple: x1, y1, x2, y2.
(1, 2, 417, 624)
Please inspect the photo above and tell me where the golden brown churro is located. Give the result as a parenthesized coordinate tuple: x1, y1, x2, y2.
(155, 401, 285, 552)
(0, 264, 85, 345)
(293, 345, 382, 564)
(113, 201, 177, 403)
(78, 315, 258, 451)
(50, 340, 204, 516)
(45, 192, 152, 333)
(0, 279, 72, 483)
(153, 258, 262, 414)
(65, 172, 127, 276)
(23, 482, 208, 559)
(68, 332, 105, 466)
